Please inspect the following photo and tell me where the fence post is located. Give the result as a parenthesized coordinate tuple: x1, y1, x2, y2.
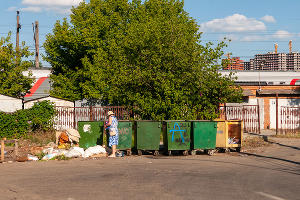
(224, 103, 227, 120)
(73, 107, 76, 129)
(257, 99, 261, 134)
(89, 106, 93, 121)
(276, 93, 278, 135)
(1, 139, 4, 162)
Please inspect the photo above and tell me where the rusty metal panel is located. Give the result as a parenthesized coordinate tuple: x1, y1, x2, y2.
(281, 106, 300, 134)
(219, 105, 259, 134)
(54, 106, 133, 130)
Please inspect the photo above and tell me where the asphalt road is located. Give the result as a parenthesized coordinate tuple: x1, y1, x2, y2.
(1, 138, 300, 200)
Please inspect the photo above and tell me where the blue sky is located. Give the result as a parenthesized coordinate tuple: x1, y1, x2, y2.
(1, 0, 300, 66)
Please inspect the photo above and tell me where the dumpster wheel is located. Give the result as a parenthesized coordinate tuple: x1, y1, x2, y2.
(154, 150, 159, 156)
(191, 150, 196, 156)
(138, 150, 142, 156)
(207, 149, 215, 156)
(236, 147, 241, 152)
(225, 148, 231, 153)
(183, 150, 189, 156)
(126, 150, 132, 156)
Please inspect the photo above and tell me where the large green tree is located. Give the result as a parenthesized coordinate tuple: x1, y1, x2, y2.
(44, 0, 242, 120)
(0, 33, 33, 98)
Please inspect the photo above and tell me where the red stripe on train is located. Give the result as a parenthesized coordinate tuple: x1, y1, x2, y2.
(25, 77, 48, 97)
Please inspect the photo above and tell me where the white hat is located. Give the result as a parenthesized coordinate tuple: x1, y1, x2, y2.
(107, 111, 115, 116)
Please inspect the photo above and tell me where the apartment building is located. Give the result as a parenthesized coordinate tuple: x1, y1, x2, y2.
(222, 57, 244, 70)
(240, 41, 300, 71)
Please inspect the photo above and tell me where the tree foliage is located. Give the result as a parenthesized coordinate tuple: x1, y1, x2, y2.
(0, 32, 33, 97)
(44, 0, 242, 120)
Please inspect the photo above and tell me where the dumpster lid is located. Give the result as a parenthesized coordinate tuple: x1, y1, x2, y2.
(186, 120, 214, 122)
(163, 120, 186, 122)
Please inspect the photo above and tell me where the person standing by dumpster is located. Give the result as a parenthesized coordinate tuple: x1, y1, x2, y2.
(106, 111, 119, 157)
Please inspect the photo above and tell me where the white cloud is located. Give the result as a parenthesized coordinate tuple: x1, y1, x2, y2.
(22, 0, 83, 7)
(261, 15, 276, 23)
(273, 30, 293, 39)
(20, 6, 42, 13)
(20, 0, 83, 14)
(7, 6, 17, 12)
(200, 14, 266, 32)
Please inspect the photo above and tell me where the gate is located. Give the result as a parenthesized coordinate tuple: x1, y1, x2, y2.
(280, 106, 300, 134)
(219, 105, 260, 133)
(55, 106, 132, 130)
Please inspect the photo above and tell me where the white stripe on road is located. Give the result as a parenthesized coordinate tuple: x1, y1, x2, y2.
(256, 192, 286, 200)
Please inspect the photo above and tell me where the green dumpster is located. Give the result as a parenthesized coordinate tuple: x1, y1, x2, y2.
(117, 120, 133, 156)
(135, 121, 162, 156)
(78, 121, 104, 149)
(189, 120, 217, 155)
(163, 121, 191, 156)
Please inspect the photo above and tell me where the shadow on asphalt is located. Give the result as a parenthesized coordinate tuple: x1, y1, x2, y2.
(145, 155, 300, 176)
(239, 152, 300, 165)
(248, 133, 300, 151)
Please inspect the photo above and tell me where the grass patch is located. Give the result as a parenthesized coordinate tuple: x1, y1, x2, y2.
(50, 155, 71, 161)
(23, 130, 56, 146)
(243, 136, 270, 148)
(35, 152, 46, 160)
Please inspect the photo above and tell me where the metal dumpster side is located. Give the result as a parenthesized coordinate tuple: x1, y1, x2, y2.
(135, 121, 161, 155)
(78, 121, 104, 149)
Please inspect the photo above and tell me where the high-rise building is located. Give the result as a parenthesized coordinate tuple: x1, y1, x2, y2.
(222, 57, 244, 70)
(241, 41, 300, 71)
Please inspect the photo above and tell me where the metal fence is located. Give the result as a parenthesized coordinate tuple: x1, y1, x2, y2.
(280, 106, 300, 134)
(219, 105, 260, 133)
(54, 105, 261, 133)
(55, 106, 132, 130)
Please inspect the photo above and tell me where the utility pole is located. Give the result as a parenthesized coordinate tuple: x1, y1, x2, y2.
(16, 11, 21, 50)
(33, 21, 39, 68)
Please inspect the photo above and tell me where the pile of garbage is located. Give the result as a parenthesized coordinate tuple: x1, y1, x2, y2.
(26, 129, 107, 161)
(228, 137, 241, 144)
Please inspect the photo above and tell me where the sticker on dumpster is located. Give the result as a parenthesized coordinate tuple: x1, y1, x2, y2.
(169, 123, 185, 143)
(83, 124, 91, 133)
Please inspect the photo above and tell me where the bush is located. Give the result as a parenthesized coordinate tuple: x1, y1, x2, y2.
(0, 101, 56, 139)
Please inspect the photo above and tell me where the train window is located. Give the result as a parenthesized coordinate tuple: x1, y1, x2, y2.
(267, 82, 274, 85)
(295, 80, 300, 85)
(280, 82, 285, 85)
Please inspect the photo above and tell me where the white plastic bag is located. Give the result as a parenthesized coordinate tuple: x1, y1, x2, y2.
(66, 129, 81, 143)
(65, 147, 85, 158)
(42, 153, 58, 160)
(27, 154, 39, 161)
(83, 145, 106, 158)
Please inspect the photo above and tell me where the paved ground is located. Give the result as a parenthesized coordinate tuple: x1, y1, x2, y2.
(1, 137, 300, 200)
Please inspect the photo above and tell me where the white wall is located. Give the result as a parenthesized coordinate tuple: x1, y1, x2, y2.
(0, 95, 22, 113)
(24, 96, 74, 109)
(270, 98, 300, 129)
(23, 68, 51, 79)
